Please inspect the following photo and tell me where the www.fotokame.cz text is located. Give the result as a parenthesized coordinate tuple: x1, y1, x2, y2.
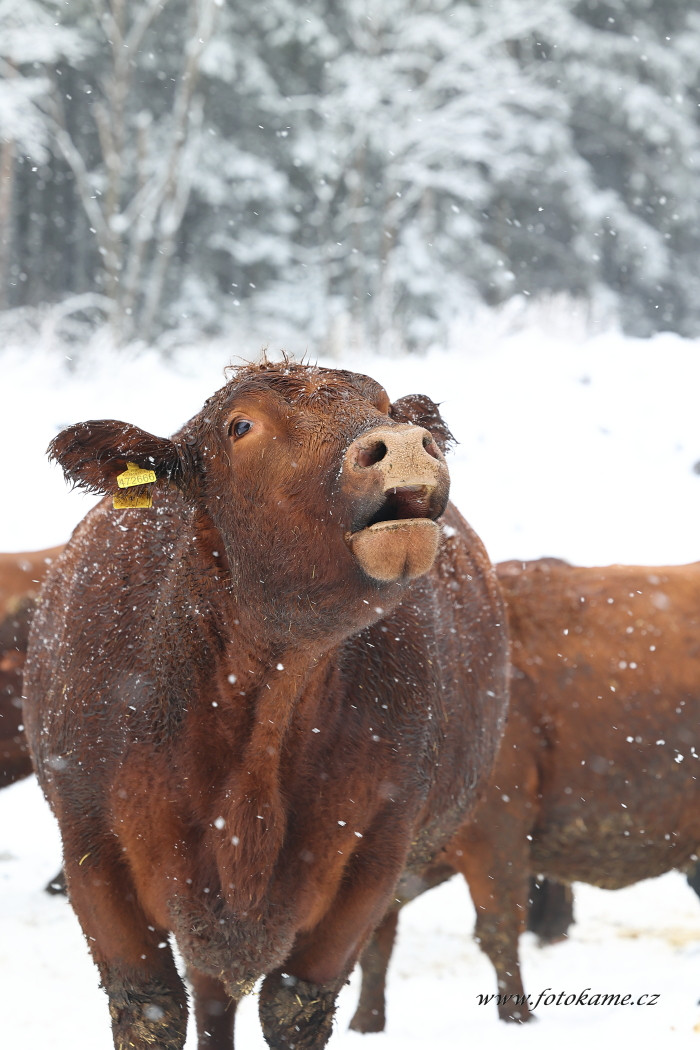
(476, 988, 660, 1011)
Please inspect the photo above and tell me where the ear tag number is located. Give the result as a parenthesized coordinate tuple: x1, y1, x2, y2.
(113, 461, 156, 509)
(117, 461, 157, 488)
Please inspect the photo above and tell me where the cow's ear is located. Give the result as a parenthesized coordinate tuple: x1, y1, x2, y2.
(389, 395, 455, 454)
(48, 420, 188, 497)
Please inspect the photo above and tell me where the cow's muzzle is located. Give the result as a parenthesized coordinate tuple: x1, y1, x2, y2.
(342, 425, 450, 582)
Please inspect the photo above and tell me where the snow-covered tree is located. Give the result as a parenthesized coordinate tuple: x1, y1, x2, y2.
(205, 0, 700, 347)
(2, 0, 221, 340)
(515, 0, 700, 335)
(0, 0, 83, 307)
(47, 0, 222, 341)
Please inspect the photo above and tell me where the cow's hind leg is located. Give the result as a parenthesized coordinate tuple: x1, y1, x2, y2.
(447, 827, 532, 1023)
(63, 850, 188, 1049)
(258, 971, 341, 1050)
(45, 866, 66, 895)
(349, 909, 399, 1033)
(526, 876, 574, 944)
(686, 859, 700, 900)
(189, 968, 237, 1050)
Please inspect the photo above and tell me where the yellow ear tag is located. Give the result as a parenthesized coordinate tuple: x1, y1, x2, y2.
(117, 461, 157, 488)
(113, 489, 153, 509)
(113, 461, 156, 509)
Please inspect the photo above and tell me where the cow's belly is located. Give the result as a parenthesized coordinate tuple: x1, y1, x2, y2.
(530, 802, 700, 889)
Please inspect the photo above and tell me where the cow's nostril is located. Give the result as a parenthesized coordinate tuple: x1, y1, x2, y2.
(356, 440, 387, 469)
(422, 434, 439, 460)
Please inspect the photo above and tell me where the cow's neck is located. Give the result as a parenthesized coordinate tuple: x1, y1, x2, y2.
(215, 624, 335, 912)
(184, 512, 361, 912)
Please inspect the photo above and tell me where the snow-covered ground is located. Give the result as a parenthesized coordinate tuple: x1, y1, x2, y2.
(2, 313, 700, 1048)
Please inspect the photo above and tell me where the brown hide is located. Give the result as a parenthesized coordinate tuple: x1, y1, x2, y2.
(0, 547, 63, 786)
(23, 361, 508, 1050)
(352, 557, 700, 1029)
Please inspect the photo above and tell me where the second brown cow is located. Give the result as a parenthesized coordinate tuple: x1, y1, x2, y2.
(0, 547, 63, 787)
(352, 556, 700, 1027)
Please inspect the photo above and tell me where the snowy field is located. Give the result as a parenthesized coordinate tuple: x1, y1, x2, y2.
(2, 311, 700, 1047)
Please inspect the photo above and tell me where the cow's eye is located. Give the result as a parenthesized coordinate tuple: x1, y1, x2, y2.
(229, 419, 253, 439)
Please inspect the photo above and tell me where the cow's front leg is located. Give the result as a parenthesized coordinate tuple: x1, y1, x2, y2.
(62, 848, 188, 1049)
(259, 823, 411, 1048)
(104, 969, 188, 1050)
(258, 971, 342, 1050)
(349, 909, 399, 1032)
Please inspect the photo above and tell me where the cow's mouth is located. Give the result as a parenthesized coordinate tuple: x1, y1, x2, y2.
(346, 486, 442, 583)
(364, 485, 434, 527)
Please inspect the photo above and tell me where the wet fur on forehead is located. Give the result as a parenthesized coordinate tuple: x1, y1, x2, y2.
(202, 359, 391, 415)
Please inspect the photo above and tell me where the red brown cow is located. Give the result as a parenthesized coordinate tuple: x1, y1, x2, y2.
(351, 556, 700, 1028)
(23, 360, 509, 1050)
(0, 547, 63, 786)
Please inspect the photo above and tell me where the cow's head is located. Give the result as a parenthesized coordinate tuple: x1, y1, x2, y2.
(49, 361, 452, 637)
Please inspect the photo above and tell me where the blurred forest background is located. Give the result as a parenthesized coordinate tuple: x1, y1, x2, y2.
(1, 0, 699, 353)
